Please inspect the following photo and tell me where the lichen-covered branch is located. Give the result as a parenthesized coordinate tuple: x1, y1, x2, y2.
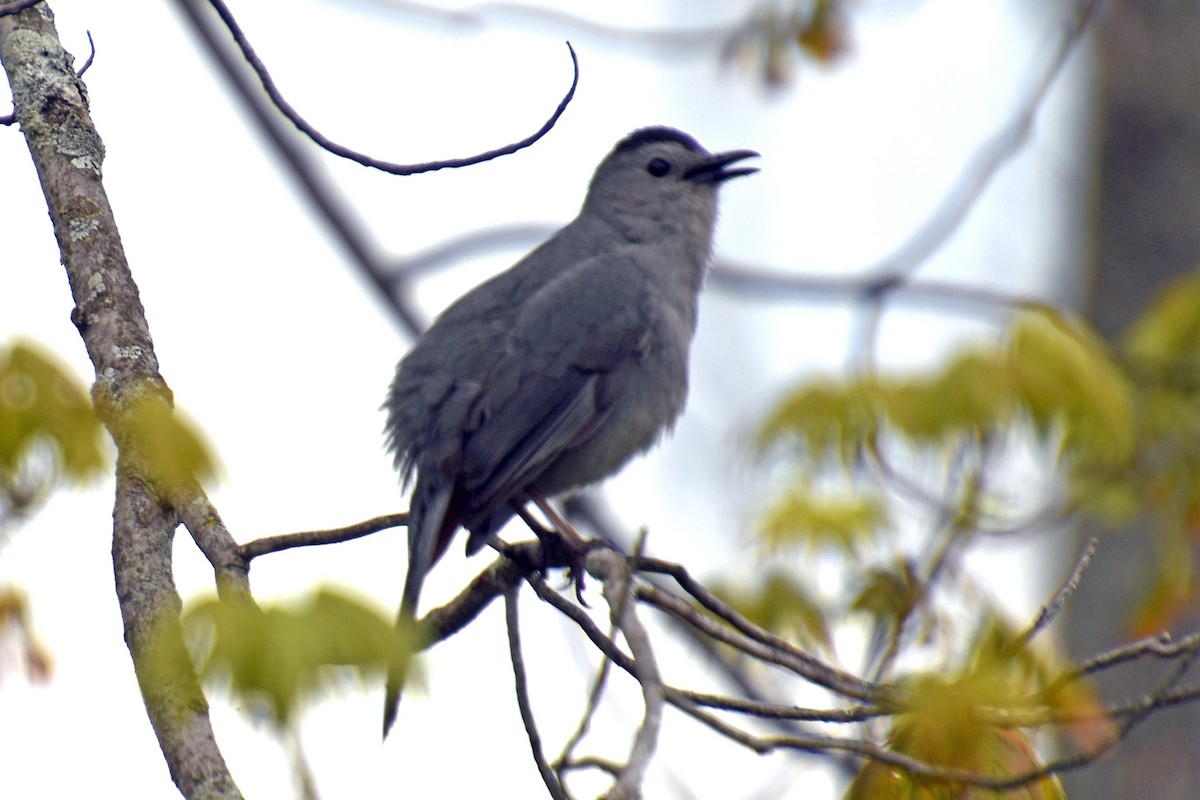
(0, 4, 241, 798)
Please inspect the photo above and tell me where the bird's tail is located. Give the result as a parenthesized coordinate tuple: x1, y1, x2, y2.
(382, 483, 451, 738)
(382, 592, 418, 738)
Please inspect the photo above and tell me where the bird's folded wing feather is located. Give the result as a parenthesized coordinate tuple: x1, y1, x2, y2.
(458, 253, 653, 522)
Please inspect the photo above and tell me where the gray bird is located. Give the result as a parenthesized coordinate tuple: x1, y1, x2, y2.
(382, 126, 758, 735)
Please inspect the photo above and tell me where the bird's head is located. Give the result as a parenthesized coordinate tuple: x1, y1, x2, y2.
(581, 126, 759, 247)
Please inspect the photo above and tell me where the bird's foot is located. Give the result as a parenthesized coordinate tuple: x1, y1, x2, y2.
(511, 489, 598, 605)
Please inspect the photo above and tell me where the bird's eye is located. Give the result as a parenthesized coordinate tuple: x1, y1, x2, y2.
(646, 157, 671, 177)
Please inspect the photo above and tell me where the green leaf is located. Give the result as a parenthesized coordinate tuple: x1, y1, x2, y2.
(851, 563, 921, 630)
(845, 624, 1074, 799)
(759, 485, 887, 555)
(874, 351, 1013, 444)
(0, 340, 105, 482)
(123, 387, 218, 495)
(1123, 269, 1200, 362)
(710, 571, 832, 650)
(1008, 307, 1135, 465)
(758, 380, 878, 466)
(183, 588, 421, 726)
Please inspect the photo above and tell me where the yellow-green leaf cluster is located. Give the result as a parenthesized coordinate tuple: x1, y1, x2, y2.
(1008, 308, 1134, 466)
(1124, 270, 1200, 362)
(758, 380, 878, 466)
(845, 624, 1080, 800)
(762, 308, 1133, 466)
(760, 486, 887, 555)
(710, 571, 831, 650)
(851, 563, 921, 636)
(183, 588, 420, 726)
(1070, 267, 1200, 625)
(0, 340, 104, 483)
(123, 388, 218, 496)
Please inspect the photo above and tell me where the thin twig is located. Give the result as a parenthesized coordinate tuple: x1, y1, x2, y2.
(205, 0, 579, 176)
(77, 30, 95, 76)
(667, 690, 1078, 791)
(505, 585, 570, 800)
(1062, 630, 1200, 683)
(636, 558, 885, 704)
(237, 512, 408, 560)
(1019, 536, 1098, 645)
(865, 0, 1100, 289)
(556, 597, 620, 778)
(555, 531, 649, 778)
(527, 572, 636, 673)
(385, 223, 1052, 315)
(848, 0, 1103, 389)
(390, 223, 558, 284)
(671, 688, 887, 724)
(420, 540, 539, 646)
(513, 545, 1200, 791)
(171, 0, 423, 334)
(592, 548, 662, 800)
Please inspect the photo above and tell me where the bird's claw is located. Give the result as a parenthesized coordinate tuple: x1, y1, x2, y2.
(535, 526, 601, 607)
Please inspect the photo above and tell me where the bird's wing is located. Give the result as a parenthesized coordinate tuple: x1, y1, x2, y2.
(457, 252, 653, 525)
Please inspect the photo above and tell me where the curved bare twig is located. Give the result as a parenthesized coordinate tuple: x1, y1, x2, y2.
(205, 0, 579, 176)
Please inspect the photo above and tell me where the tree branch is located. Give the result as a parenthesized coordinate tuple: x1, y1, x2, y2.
(0, 4, 242, 797)
(177, 491, 251, 603)
(169, 0, 425, 335)
(237, 512, 408, 561)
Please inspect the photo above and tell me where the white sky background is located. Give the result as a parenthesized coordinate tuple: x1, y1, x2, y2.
(0, 1, 1094, 797)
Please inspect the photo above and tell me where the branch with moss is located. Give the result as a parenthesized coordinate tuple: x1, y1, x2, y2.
(0, 4, 241, 798)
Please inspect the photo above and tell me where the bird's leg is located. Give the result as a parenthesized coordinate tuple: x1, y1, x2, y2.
(510, 502, 574, 576)
(528, 487, 589, 551)
(524, 487, 595, 604)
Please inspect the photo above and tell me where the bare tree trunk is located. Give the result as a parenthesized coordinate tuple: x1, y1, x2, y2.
(1069, 3, 1200, 798)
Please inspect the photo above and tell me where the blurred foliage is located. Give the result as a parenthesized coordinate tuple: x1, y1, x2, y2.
(760, 486, 888, 555)
(724, 0, 854, 89)
(850, 561, 921, 641)
(183, 588, 421, 726)
(0, 587, 53, 685)
(846, 623, 1107, 799)
(711, 570, 833, 651)
(759, 306, 1134, 469)
(709, 271, 1200, 795)
(0, 340, 105, 525)
(0, 339, 218, 513)
(121, 385, 219, 499)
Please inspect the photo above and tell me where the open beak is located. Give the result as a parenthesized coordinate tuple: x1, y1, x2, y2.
(683, 149, 760, 183)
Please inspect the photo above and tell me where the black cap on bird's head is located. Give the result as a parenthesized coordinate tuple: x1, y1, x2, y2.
(584, 125, 759, 220)
(613, 126, 706, 155)
(611, 125, 760, 184)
